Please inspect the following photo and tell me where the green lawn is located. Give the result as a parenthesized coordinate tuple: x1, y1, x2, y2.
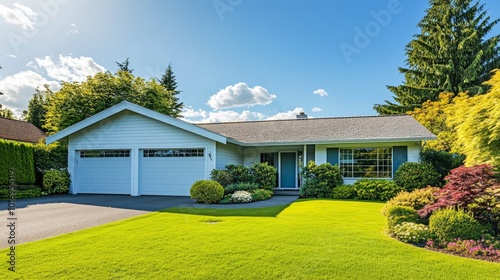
(3, 200, 500, 279)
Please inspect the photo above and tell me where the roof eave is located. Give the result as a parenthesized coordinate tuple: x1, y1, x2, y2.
(225, 136, 436, 147)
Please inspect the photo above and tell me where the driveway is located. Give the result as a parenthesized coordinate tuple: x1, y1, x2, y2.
(1, 194, 192, 248)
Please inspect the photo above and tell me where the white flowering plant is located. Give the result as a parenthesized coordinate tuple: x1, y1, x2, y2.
(231, 191, 252, 203)
(391, 222, 430, 244)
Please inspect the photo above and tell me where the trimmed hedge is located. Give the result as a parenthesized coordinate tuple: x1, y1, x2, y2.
(190, 180, 224, 204)
(353, 179, 403, 201)
(331, 185, 356, 199)
(0, 186, 42, 200)
(0, 140, 35, 185)
(33, 142, 68, 184)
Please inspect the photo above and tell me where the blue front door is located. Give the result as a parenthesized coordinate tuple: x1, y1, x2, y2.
(280, 152, 296, 188)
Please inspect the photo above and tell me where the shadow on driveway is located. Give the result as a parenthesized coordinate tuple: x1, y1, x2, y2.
(5, 194, 193, 211)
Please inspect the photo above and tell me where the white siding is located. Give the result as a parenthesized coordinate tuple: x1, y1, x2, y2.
(68, 111, 216, 195)
(243, 145, 303, 166)
(215, 142, 244, 169)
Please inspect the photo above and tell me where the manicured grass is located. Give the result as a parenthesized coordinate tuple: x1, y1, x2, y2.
(3, 200, 500, 279)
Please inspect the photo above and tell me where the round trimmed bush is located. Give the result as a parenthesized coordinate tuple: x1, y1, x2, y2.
(394, 162, 441, 192)
(190, 180, 224, 204)
(429, 208, 483, 243)
(386, 206, 421, 229)
(42, 169, 70, 194)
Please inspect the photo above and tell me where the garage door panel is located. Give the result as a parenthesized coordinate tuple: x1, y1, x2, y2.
(139, 149, 205, 196)
(75, 150, 131, 194)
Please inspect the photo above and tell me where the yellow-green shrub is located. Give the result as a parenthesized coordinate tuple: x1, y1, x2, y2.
(190, 180, 224, 204)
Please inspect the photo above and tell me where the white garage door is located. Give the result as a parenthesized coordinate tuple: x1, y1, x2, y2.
(75, 150, 131, 194)
(139, 148, 205, 196)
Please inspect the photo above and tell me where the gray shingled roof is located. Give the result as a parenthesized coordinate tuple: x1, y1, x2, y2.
(197, 115, 435, 145)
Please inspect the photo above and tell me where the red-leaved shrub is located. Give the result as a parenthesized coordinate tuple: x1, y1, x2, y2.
(418, 164, 499, 218)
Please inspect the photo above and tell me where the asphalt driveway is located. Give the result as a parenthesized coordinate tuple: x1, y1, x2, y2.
(0, 194, 192, 248)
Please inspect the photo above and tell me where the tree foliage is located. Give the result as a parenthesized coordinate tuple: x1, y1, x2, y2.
(409, 93, 456, 151)
(375, 0, 500, 115)
(24, 85, 51, 131)
(116, 57, 134, 73)
(44, 70, 181, 134)
(0, 108, 15, 119)
(447, 69, 500, 165)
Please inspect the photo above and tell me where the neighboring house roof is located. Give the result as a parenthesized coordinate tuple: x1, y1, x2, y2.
(197, 115, 436, 145)
(46, 101, 226, 145)
(0, 117, 46, 144)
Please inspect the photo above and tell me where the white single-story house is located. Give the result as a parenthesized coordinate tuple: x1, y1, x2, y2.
(46, 101, 436, 196)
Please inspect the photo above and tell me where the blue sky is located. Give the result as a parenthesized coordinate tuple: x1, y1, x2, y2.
(1, 0, 500, 122)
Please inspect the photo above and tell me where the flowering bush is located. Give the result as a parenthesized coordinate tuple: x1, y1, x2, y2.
(445, 238, 500, 259)
(231, 191, 252, 203)
(391, 222, 430, 244)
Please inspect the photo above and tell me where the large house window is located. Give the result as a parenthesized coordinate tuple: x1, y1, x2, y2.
(339, 148, 392, 178)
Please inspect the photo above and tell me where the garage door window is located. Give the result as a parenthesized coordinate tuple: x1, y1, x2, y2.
(143, 149, 204, 157)
(80, 150, 130, 158)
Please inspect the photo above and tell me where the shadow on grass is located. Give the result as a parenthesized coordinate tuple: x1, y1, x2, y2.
(159, 204, 291, 218)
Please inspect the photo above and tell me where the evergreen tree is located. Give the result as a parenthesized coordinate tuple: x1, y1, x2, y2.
(375, 0, 500, 115)
(158, 63, 184, 116)
(25, 85, 52, 131)
(116, 57, 134, 73)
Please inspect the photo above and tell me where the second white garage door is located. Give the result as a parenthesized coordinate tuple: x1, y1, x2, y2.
(139, 148, 206, 196)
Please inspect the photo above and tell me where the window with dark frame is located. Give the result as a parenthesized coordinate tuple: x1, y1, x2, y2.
(142, 149, 204, 157)
(80, 150, 130, 158)
(260, 153, 277, 167)
(339, 147, 392, 178)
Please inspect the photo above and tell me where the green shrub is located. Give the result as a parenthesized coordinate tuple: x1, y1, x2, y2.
(33, 142, 68, 185)
(420, 149, 465, 183)
(190, 180, 224, 204)
(386, 206, 421, 229)
(225, 164, 252, 184)
(210, 169, 233, 188)
(224, 182, 259, 194)
(251, 189, 273, 201)
(0, 185, 42, 199)
(391, 222, 430, 244)
(353, 179, 403, 201)
(331, 185, 355, 199)
(0, 140, 35, 185)
(394, 162, 441, 192)
(231, 191, 252, 203)
(429, 208, 483, 243)
(382, 187, 439, 216)
(42, 169, 70, 194)
(218, 194, 233, 204)
(250, 162, 277, 191)
(300, 161, 343, 198)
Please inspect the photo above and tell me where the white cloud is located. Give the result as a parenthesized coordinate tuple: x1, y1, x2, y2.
(0, 3, 37, 30)
(0, 70, 60, 115)
(28, 54, 105, 82)
(313, 88, 328, 97)
(312, 107, 322, 112)
(266, 107, 305, 120)
(1, 54, 105, 116)
(6, 54, 17, 59)
(66, 23, 79, 34)
(207, 82, 276, 110)
(182, 109, 265, 123)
